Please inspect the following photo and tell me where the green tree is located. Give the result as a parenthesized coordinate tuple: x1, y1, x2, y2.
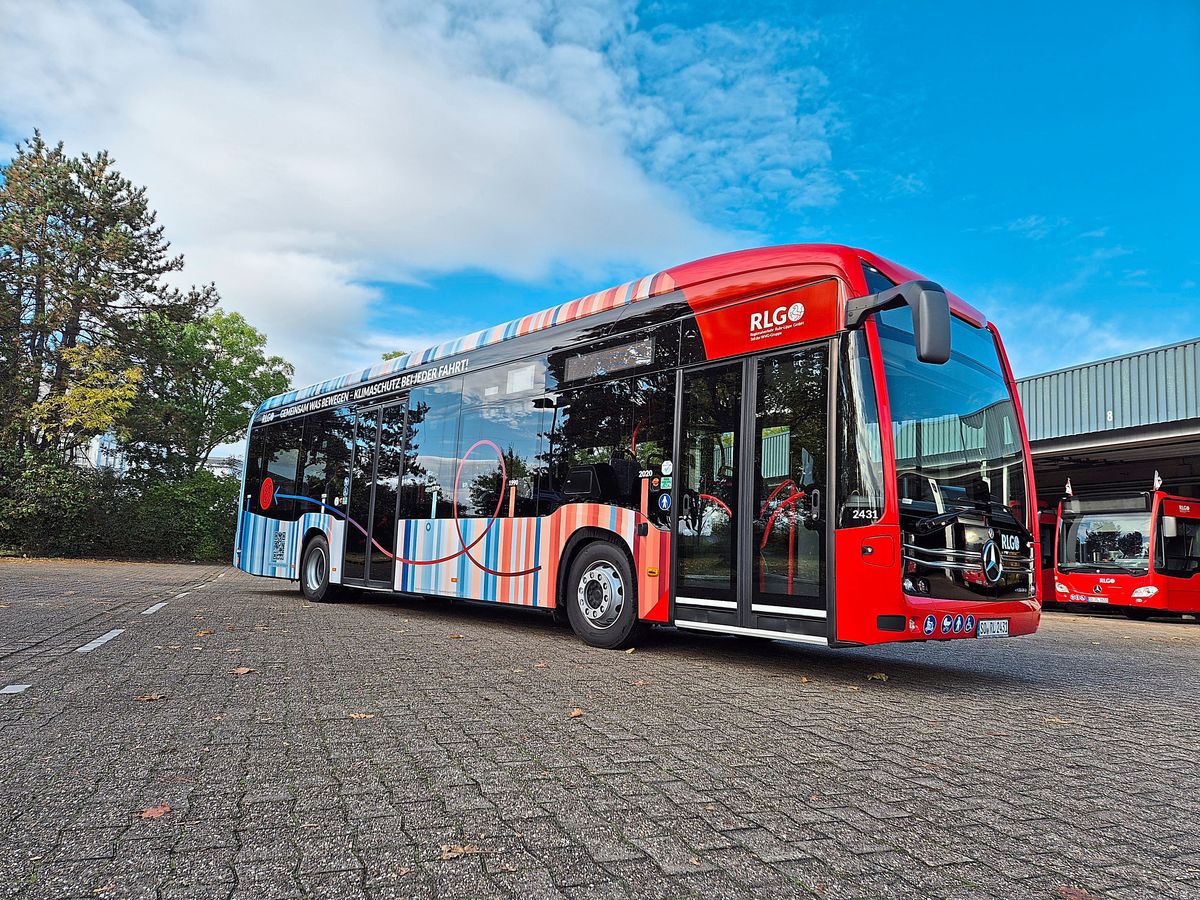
(0, 132, 204, 457)
(122, 308, 293, 475)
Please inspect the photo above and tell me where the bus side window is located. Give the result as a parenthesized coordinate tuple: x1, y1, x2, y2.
(244, 426, 267, 509)
(543, 373, 675, 524)
(1159, 516, 1200, 577)
(456, 399, 544, 518)
(836, 331, 884, 527)
(262, 419, 302, 519)
(297, 409, 354, 509)
(401, 377, 463, 519)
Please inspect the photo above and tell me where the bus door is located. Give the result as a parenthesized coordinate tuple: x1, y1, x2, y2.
(673, 343, 831, 640)
(343, 402, 407, 588)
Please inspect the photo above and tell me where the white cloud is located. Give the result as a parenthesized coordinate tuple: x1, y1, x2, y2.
(1003, 214, 1069, 241)
(0, 0, 842, 387)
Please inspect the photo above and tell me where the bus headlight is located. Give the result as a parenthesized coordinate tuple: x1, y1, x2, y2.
(1054, 581, 1069, 594)
(1131, 586, 1159, 598)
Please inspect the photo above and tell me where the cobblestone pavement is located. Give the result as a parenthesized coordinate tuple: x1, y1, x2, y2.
(1, 561, 1199, 900)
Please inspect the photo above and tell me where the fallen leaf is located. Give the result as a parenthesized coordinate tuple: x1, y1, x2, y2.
(349, 712, 375, 720)
(196, 629, 214, 636)
(809, 792, 822, 802)
(569, 708, 583, 718)
(690, 856, 702, 865)
(133, 694, 164, 702)
(867, 672, 889, 682)
(624, 647, 635, 654)
(631, 679, 649, 687)
(140, 803, 171, 819)
(1045, 716, 1076, 726)
(225, 647, 242, 653)
(395, 866, 413, 876)
(512, 667, 525, 673)
(799, 676, 810, 684)
(533, 661, 548, 669)
(440, 843, 481, 860)
(229, 667, 256, 676)
(448, 633, 464, 639)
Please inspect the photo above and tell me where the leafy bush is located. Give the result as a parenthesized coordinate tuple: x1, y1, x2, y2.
(0, 452, 239, 561)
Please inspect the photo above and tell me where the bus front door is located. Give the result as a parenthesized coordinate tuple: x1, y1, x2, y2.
(673, 345, 830, 642)
(343, 403, 406, 589)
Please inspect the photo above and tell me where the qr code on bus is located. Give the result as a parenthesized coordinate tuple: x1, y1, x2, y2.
(272, 531, 287, 563)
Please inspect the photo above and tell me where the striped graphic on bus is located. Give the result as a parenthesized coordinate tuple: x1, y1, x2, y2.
(257, 271, 678, 417)
(393, 503, 669, 621)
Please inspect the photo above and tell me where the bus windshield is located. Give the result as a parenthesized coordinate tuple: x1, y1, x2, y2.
(1060, 509, 1152, 574)
(877, 308, 1028, 529)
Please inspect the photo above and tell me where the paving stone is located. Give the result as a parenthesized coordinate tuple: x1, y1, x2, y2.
(1, 560, 1199, 898)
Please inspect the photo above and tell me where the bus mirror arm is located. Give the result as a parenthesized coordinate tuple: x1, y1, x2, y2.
(844, 279, 951, 364)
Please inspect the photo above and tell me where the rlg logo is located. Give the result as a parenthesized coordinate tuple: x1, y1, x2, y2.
(750, 302, 805, 334)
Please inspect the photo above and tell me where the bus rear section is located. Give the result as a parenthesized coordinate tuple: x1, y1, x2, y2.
(1055, 491, 1200, 618)
(234, 244, 1041, 650)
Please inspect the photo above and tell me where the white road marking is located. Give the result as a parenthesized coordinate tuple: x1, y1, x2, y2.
(75, 629, 125, 653)
(142, 602, 168, 615)
(0, 684, 31, 694)
(174, 591, 191, 599)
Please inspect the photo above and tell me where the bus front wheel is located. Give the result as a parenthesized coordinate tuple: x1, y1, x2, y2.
(300, 535, 339, 603)
(566, 542, 643, 649)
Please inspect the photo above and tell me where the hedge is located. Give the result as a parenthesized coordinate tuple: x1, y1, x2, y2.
(0, 453, 239, 561)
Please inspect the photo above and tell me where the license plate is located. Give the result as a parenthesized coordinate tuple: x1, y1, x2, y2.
(1086, 596, 1109, 604)
(976, 618, 1009, 639)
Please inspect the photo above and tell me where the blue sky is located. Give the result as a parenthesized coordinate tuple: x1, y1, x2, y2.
(3, 0, 1198, 383)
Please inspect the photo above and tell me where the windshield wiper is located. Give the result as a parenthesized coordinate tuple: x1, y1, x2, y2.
(1063, 560, 1145, 574)
(905, 499, 1033, 543)
(906, 507, 976, 536)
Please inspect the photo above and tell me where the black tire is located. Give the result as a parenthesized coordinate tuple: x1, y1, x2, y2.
(300, 535, 339, 603)
(565, 541, 643, 649)
(1125, 609, 1151, 621)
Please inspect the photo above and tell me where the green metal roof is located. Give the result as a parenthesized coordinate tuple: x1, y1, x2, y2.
(1016, 338, 1200, 443)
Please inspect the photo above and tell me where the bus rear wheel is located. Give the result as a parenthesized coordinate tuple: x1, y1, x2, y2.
(566, 542, 643, 649)
(300, 535, 339, 603)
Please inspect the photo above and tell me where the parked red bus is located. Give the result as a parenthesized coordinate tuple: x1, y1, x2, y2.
(235, 245, 1041, 649)
(1055, 490, 1200, 618)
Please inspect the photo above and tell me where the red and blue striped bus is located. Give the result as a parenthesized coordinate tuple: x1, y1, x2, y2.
(235, 245, 1041, 649)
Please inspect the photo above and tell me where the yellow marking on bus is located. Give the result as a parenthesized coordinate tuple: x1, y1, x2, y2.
(647, 568, 659, 577)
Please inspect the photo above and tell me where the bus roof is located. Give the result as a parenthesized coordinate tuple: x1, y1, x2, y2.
(255, 243, 980, 419)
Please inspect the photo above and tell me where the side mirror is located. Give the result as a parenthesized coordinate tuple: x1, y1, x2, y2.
(1163, 515, 1178, 538)
(844, 279, 952, 364)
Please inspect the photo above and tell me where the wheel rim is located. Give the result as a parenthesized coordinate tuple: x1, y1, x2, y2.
(305, 546, 326, 593)
(576, 561, 625, 630)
